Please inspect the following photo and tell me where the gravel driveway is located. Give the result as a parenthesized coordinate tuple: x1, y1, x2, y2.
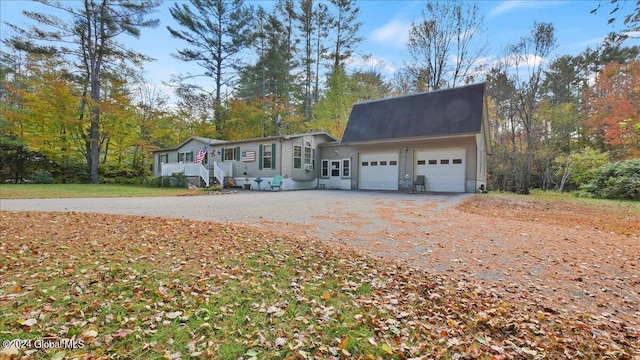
(0, 190, 468, 241)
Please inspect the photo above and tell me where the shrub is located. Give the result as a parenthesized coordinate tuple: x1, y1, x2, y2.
(579, 158, 640, 200)
(30, 170, 55, 184)
(150, 173, 187, 188)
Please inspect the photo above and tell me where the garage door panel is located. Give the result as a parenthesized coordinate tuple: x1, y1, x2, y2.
(416, 149, 465, 192)
(360, 152, 398, 190)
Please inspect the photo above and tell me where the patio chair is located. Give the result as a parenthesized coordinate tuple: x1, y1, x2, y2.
(413, 175, 426, 192)
(269, 174, 283, 191)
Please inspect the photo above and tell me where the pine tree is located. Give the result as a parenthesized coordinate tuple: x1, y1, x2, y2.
(167, 0, 255, 131)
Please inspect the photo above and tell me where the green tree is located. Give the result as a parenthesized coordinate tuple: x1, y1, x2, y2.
(313, 2, 331, 104)
(298, 0, 316, 122)
(579, 158, 640, 200)
(2, 54, 89, 182)
(350, 69, 392, 101)
(5, 0, 160, 183)
(542, 55, 585, 105)
(556, 147, 610, 191)
(504, 22, 557, 194)
(173, 85, 218, 139)
(312, 67, 389, 138)
(313, 67, 353, 138)
(486, 67, 521, 192)
(327, 0, 362, 70)
(236, 8, 295, 102)
(168, 0, 254, 131)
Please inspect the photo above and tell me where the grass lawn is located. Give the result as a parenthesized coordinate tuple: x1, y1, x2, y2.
(0, 184, 208, 199)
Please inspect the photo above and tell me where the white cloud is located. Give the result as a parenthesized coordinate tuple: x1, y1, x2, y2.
(370, 19, 411, 48)
(488, 0, 561, 18)
(496, 53, 545, 69)
(624, 31, 640, 39)
(345, 55, 397, 75)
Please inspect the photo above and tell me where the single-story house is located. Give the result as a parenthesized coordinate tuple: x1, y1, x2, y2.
(152, 82, 491, 192)
(152, 132, 337, 190)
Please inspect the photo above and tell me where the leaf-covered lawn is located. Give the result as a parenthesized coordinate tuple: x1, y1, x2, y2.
(0, 211, 637, 359)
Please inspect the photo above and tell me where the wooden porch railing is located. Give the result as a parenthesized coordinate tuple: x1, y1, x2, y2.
(161, 162, 209, 187)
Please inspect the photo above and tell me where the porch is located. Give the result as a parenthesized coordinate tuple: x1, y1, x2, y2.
(161, 162, 210, 187)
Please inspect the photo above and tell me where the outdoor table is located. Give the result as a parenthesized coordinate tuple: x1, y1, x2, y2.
(254, 177, 263, 190)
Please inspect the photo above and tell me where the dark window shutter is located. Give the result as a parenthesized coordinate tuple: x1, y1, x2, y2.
(221, 148, 225, 162)
(258, 146, 263, 170)
(235, 146, 240, 161)
(271, 143, 276, 169)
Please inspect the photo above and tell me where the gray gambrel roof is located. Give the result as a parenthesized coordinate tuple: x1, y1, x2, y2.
(341, 83, 486, 143)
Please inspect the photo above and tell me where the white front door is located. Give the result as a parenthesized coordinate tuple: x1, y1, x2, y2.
(329, 160, 341, 189)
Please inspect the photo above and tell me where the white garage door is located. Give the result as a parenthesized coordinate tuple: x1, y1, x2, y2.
(415, 149, 466, 192)
(359, 152, 399, 190)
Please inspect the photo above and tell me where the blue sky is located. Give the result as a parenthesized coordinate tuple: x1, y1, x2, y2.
(1, 0, 639, 96)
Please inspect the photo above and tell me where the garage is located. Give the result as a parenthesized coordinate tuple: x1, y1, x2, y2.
(415, 149, 466, 192)
(359, 152, 399, 190)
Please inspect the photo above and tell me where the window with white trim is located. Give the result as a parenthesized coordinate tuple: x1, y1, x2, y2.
(304, 146, 312, 168)
(321, 159, 329, 177)
(293, 145, 302, 169)
(342, 159, 350, 177)
(262, 144, 272, 169)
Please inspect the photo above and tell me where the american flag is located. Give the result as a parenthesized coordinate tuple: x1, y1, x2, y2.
(241, 151, 256, 162)
(194, 142, 210, 163)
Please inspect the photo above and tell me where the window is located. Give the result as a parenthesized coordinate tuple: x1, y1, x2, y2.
(178, 151, 193, 162)
(158, 154, 168, 171)
(362, 162, 369, 166)
(441, 159, 449, 164)
(224, 147, 238, 161)
(428, 160, 437, 165)
(321, 159, 329, 177)
(389, 160, 397, 166)
(342, 159, 350, 177)
(262, 144, 273, 169)
(331, 161, 340, 176)
(304, 146, 312, 168)
(380, 161, 387, 166)
(417, 160, 426, 165)
(371, 161, 378, 166)
(293, 145, 302, 169)
(452, 158, 462, 164)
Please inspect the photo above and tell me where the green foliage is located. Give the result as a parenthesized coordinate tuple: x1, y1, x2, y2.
(555, 148, 610, 189)
(100, 164, 143, 185)
(579, 158, 640, 200)
(30, 170, 55, 184)
(150, 173, 188, 188)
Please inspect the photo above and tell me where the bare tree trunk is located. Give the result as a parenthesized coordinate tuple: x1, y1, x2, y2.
(558, 153, 572, 192)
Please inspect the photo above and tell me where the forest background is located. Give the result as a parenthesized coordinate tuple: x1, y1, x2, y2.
(0, 0, 638, 197)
